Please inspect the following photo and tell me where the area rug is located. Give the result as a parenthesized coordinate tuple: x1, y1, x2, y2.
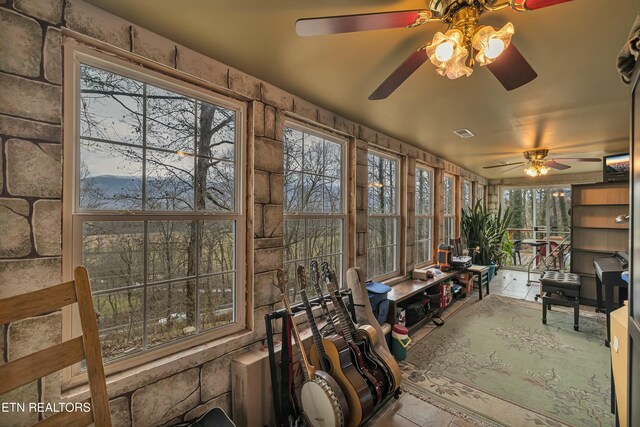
(402, 295, 611, 427)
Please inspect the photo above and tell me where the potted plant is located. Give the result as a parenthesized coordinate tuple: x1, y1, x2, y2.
(461, 201, 513, 280)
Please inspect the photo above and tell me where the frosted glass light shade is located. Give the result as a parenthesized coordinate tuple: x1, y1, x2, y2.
(472, 23, 514, 66)
(426, 29, 472, 79)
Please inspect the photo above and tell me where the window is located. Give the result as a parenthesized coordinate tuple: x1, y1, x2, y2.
(477, 183, 485, 206)
(367, 151, 400, 280)
(443, 173, 456, 245)
(68, 57, 245, 367)
(283, 123, 345, 302)
(462, 179, 472, 211)
(415, 166, 434, 265)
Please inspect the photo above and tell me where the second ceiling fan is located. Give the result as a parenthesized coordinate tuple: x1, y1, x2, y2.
(296, 0, 574, 99)
(483, 149, 601, 176)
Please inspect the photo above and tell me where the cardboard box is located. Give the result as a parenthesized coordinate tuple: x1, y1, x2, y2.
(231, 348, 275, 427)
(610, 302, 628, 427)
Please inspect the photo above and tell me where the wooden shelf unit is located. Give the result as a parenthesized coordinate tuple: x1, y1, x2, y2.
(571, 182, 629, 303)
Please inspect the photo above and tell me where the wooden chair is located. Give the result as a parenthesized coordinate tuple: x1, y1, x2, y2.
(0, 266, 112, 427)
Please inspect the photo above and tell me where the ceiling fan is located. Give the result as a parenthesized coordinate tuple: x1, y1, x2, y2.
(295, 0, 574, 99)
(483, 149, 601, 176)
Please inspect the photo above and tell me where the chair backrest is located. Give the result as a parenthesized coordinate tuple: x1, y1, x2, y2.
(513, 240, 522, 250)
(0, 266, 112, 427)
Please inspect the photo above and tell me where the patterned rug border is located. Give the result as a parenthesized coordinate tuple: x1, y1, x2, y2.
(401, 381, 500, 427)
(404, 294, 607, 427)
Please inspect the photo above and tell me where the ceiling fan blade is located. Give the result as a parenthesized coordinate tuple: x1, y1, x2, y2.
(483, 162, 525, 169)
(521, 0, 573, 10)
(369, 47, 429, 100)
(486, 43, 538, 91)
(500, 164, 526, 173)
(295, 10, 430, 37)
(544, 161, 571, 170)
(551, 157, 602, 162)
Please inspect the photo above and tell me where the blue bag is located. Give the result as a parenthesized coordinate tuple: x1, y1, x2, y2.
(366, 282, 392, 325)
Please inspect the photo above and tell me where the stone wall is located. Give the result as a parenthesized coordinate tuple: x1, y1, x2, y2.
(0, 1, 487, 426)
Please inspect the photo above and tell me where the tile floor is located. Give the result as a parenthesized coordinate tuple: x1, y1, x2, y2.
(369, 268, 596, 426)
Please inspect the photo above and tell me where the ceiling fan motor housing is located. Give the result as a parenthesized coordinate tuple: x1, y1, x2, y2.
(524, 149, 550, 161)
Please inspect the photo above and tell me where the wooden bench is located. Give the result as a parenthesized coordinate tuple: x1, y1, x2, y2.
(386, 271, 457, 333)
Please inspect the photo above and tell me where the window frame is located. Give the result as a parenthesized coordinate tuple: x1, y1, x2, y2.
(415, 164, 434, 266)
(476, 183, 485, 207)
(282, 120, 348, 296)
(62, 44, 247, 386)
(442, 172, 456, 245)
(366, 149, 401, 281)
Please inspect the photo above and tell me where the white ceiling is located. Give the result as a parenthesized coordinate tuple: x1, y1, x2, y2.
(86, 0, 637, 179)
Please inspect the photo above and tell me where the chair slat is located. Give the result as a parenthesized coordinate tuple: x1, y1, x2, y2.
(74, 266, 112, 427)
(37, 404, 94, 427)
(0, 336, 85, 395)
(0, 281, 77, 325)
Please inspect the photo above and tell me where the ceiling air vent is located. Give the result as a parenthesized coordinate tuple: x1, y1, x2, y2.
(453, 128, 475, 138)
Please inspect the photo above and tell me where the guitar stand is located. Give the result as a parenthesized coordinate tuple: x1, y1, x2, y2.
(265, 289, 357, 426)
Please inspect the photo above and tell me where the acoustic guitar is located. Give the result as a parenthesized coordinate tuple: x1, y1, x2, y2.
(273, 269, 344, 427)
(347, 268, 403, 393)
(321, 262, 393, 400)
(298, 265, 374, 427)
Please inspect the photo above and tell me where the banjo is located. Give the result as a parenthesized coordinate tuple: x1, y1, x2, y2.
(274, 269, 344, 427)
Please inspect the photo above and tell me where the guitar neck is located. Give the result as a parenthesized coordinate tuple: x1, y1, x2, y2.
(327, 286, 355, 343)
(332, 287, 359, 341)
(280, 291, 315, 381)
(300, 289, 329, 372)
(311, 277, 336, 332)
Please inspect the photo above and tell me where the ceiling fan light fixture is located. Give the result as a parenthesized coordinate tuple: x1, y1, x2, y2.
(426, 29, 472, 79)
(524, 161, 550, 177)
(472, 22, 514, 66)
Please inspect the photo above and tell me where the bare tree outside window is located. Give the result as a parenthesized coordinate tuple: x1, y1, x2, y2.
(462, 179, 472, 211)
(76, 64, 242, 362)
(415, 166, 434, 265)
(283, 125, 344, 302)
(367, 152, 399, 280)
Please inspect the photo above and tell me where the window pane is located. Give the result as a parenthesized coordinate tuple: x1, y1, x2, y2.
(444, 217, 455, 244)
(146, 148, 194, 211)
(200, 220, 235, 275)
(147, 281, 196, 348)
(303, 134, 323, 175)
(199, 273, 234, 331)
(324, 140, 342, 178)
(147, 221, 196, 283)
(368, 217, 396, 249)
(95, 288, 143, 362)
(284, 128, 303, 172)
(146, 85, 195, 153)
(285, 171, 302, 212)
(324, 178, 341, 213)
(367, 246, 396, 280)
(196, 102, 236, 161)
(284, 219, 305, 262)
(80, 140, 143, 210)
(443, 175, 455, 215)
(368, 153, 397, 215)
(80, 65, 143, 145)
(197, 158, 234, 212)
(83, 221, 144, 292)
(415, 217, 432, 264)
(463, 181, 471, 210)
(302, 174, 324, 213)
(415, 168, 432, 215)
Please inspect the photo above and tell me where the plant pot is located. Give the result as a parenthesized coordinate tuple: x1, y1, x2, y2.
(487, 264, 496, 283)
